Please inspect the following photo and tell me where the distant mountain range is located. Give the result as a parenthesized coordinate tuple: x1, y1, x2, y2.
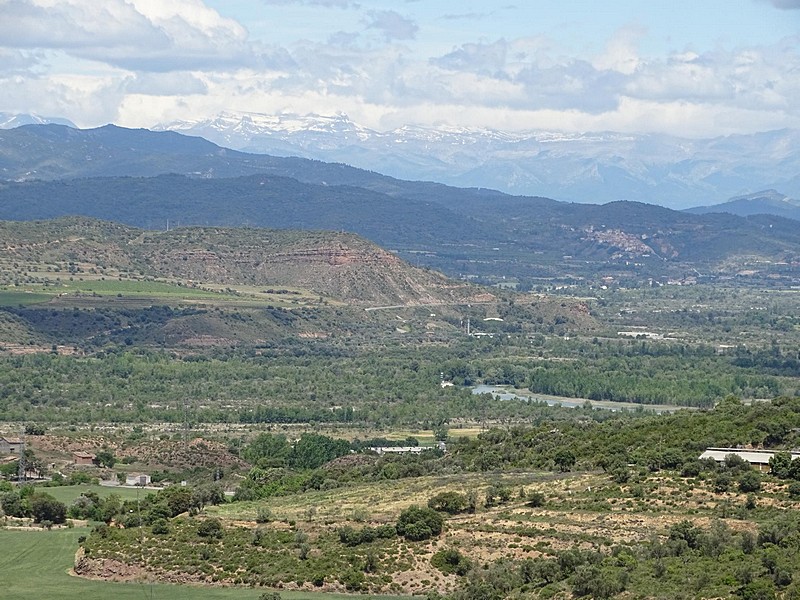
(0, 123, 797, 285)
(3, 111, 799, 212)
(687, 190, 800, 222)
(152, 111, 800, 210)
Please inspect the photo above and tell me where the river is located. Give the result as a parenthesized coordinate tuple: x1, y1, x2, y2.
(471, 384, 691, 413)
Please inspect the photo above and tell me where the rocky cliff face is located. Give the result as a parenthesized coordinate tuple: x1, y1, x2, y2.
(138, 233, 486, 306)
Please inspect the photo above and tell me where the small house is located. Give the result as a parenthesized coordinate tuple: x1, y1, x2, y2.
(125, 473, 151, 486)
(0, 436, 23, 455)
(73, 451, 96, 466)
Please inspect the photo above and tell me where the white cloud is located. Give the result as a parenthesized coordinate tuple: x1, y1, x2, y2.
(262, 0, 358, 7)
(0, 0, 797, 137)
(364, 10, 418, 42)
(422, 32, 800, 125)
(0, 71, 126, 126)
(0, 48, 42, 74)
(431, 39, 509, 74)
(122, 72, 208, 96)
(0, 0, 167, 49)
(0, 0, 272, 71)
(591, 25, 645, 75)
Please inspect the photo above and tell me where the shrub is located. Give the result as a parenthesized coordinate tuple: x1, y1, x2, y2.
(197, 518, 223, 539)
(724, 453, 751, 474)
(787, 482, 800, 499)
(428, 491, 469, 514)
(31, 494, 67, 524)
(431, 548, 472, 576)
(485, 485, 512, 508)
(570, 565, 627, 599)
(739, 471, 762, 493)
(1, 491, 30, 518)
(24, 423, 46, 435)
(739, 579, 777, 600)
(769, 452, 793, 478)
(681, 461, 703, 477)
(255, 507, 273, 523)
(668, 520, 701, 550)
(340, 569, 365, 591)
(298, 542, 310, 560)
(338, 524, 396, 546)
(396, 505, 444, 541)
(610, 466, 631, 484)
(68, 471, 94, 485)
(714, 473, 732, 493)
(526, 491, 546, 508)
(151, 519, 170, 535)
(338, 526, 360, 546)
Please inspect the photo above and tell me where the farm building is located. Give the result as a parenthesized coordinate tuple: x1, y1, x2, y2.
(369, 446, 425, 455)
(699, 448, 800, 472)
(0, 436, 23, 455)
(369, 442, 446, 455)
(125, 473, 152, 486)
(73, 451, 96, 466)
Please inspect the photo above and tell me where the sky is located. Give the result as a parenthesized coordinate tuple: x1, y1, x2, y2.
(0, 0, 798, 137)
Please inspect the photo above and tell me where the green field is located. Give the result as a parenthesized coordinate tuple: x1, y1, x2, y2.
(0, 290, 55, 306)
(0, 278, 318, 309)
(42, 484, 149, 505)
(7, 278, 231, 298)
(58, 279, 227, 298)
(0, 527, 410, 600)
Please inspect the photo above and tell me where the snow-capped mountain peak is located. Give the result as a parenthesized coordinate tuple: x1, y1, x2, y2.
(0, 112, 76, 129)
(152, 111, 800, 209)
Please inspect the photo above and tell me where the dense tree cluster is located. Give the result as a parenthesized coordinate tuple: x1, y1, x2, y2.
(0, 486, 67, 525)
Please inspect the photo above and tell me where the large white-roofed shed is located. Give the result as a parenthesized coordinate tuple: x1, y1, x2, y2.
(700, 448, 800, 472)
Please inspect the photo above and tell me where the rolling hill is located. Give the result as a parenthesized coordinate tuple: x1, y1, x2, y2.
(0, 218, 605, 351)
(0, 217, 488, 307)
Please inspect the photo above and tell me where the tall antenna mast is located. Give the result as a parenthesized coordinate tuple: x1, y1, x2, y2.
(183, 397, 189, 450)
(17, 428, 26, 484)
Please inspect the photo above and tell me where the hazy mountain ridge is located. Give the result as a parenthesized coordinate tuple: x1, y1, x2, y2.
(0, 124, 798, 284)
(0, 173, 499, 250)
(154, 111, 800, 209)
(687, 190, 800, 222)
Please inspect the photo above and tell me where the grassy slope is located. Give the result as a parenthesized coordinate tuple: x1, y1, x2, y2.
(41, 484, 147, 504)
(0, 527, 410, 600)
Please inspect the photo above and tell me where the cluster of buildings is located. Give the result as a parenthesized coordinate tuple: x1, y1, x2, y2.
(1, 437, 150, 486)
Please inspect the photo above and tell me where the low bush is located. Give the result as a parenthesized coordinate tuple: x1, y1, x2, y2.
(396, 505, 444, 541)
